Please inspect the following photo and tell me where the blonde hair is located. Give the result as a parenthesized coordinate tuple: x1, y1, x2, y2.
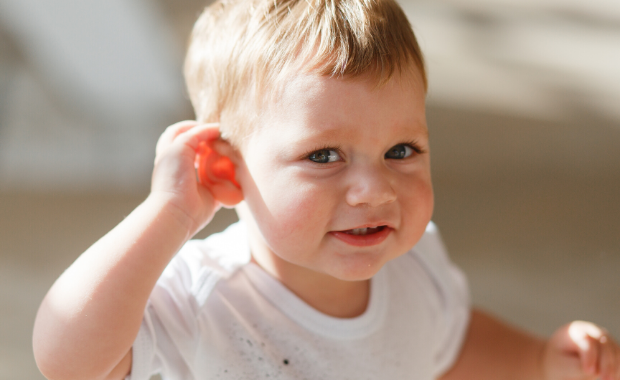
(185, 0, 427, 147)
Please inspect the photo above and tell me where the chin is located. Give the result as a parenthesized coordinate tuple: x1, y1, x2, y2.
(333, 271, 378, 283)
(326, 255, 387, 282)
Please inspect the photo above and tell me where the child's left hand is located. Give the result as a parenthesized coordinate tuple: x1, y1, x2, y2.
(543, 321, 620, 380)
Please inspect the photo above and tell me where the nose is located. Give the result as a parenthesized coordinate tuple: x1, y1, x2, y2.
(345, 164, 397, 208)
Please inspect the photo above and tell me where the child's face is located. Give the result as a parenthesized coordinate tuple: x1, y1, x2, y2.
(234, 68, 433, 282)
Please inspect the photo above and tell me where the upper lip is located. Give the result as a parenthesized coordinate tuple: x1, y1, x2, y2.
(334, 222, 395, 231)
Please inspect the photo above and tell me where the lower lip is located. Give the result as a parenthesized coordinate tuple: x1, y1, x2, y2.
(329, 227, 392, 247)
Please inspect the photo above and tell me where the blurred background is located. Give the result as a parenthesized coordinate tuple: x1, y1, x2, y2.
(0, 0, 618, 378)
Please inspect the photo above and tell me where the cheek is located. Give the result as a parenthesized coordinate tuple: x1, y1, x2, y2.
(400, 174, 434, 239)
(248, 169, 335, 246)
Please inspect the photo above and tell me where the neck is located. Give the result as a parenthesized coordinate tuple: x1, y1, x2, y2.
(236, 205, 371, 318)
(250, 253, 370, 319)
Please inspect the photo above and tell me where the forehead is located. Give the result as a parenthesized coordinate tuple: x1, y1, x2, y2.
(247, 69, 427, 147)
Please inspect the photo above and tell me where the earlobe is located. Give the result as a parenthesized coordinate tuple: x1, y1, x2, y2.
(195, 140, 244, 206)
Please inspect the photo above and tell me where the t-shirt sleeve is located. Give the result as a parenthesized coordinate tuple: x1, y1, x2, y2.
(126, 241, 220, 380)
(413, 222, 471, 378)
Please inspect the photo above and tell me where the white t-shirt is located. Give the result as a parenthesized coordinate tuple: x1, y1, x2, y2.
(129, 221, 470, 380)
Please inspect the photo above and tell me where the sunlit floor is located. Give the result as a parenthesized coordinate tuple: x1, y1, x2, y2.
(1, 107, 619, 380)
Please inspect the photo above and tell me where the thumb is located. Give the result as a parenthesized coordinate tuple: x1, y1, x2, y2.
(195, 140, 243, 206)
(569, 321, 605, 376)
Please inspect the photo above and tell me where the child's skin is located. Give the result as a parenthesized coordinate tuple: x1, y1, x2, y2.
(33, 67, 619, 380)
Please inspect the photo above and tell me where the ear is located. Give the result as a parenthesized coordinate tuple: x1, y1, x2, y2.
(195, 139, 244, 206)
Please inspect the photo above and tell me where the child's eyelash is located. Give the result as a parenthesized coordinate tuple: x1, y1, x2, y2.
(403, 140, 426, 154)
(301, 145, 342, 160)
(300, 141, 425, 160)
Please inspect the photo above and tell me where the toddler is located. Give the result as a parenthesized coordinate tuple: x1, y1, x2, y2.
(33, 0, 619, 379)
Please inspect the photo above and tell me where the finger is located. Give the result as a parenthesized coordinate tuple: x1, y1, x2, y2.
(599, 336, 618, 380)
(155, 124, 221, 170)
(616, 342, 620, 380)
(156, 121, 221, 155)
(155, 121, 200, 156)
(610, 339, 620, 380)
(617, 350, 620, 380)
(172, 123, 222, 152)
(585, 336, 600, 376)
(208, 176, 244, 206)
(569, 322, 602, 375)
(599, 336, 610, 380)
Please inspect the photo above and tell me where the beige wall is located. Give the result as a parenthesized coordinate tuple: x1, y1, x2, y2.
(0, 1, 618, 379)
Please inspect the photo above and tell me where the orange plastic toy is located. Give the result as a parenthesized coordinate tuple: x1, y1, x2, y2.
(195, 141, 240, 188)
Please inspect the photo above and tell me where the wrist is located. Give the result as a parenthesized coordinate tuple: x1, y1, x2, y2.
(143, 192, 201, 240)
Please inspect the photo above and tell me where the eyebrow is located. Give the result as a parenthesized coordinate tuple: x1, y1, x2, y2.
(302, 120, 429, 141)
(290, 122, 430, 151)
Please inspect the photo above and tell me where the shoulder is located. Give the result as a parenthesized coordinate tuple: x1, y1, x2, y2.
(172, 221, 250, 276)
(391, 222, 449, 270)
(157, 221, 251, 308)
(130, 222, 252, 380)
(389, 221, 469, 307)
(409, 221, 455, 276)
(387, 221, 471, 377)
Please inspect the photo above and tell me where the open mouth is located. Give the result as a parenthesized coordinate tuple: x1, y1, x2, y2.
(342, 226, 386, 236)
(331, 225, 392, 247)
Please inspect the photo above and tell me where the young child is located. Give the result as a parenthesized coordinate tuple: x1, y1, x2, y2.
(33, 0, 619, 379)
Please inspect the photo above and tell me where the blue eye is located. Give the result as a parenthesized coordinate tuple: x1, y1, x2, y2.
(308, 149, 340, 163)
(385, 144, 414, 159)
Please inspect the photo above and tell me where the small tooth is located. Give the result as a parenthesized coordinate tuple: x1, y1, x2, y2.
(351, 228, 367, 235)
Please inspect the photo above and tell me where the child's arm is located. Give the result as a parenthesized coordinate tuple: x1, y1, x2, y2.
(441, 309, 620, 380)
(32, 122, 242, 380)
